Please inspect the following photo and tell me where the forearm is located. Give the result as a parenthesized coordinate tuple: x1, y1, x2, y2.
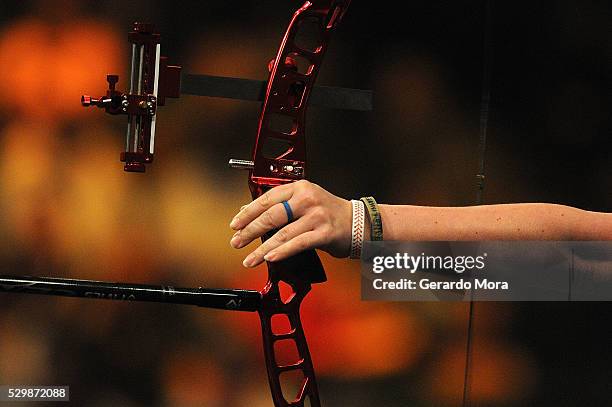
(230, 180, 612, 266)
(379, 203, 612, 241)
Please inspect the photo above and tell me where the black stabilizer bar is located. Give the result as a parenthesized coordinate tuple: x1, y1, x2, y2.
(0, 275, 261, 312)
(181, 74, 373, 111)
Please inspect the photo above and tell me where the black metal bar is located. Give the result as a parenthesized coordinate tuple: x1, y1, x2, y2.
(181, 74, 373, 111)
(0, 275, 261, 312)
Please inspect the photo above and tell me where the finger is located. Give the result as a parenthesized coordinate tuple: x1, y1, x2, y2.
(231, 197, 300, 248)
(262, 231, 325, 264)
(230, 183, 295, 230)
(241, 218, 314, 267)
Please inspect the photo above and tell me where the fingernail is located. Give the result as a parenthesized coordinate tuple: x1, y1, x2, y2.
(243, 255, 254, 267)
(264, 251, 277, 262)
(230, 235, 241, 248)
(240, 205, 248, 211)
(230, 217, 239, 229)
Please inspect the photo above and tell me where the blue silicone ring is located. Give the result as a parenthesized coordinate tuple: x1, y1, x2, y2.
(282, 201, 294, 223)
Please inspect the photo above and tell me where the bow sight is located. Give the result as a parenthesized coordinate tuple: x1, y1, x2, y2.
(81, 22, 181, 172)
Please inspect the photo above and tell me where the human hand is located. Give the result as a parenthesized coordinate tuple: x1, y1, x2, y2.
(229, 180, 353, 267)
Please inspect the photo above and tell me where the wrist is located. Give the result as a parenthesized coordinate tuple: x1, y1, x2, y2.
(378, 204, 392, 240)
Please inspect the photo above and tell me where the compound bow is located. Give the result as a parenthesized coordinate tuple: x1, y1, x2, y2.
(0, 1, 371, 406)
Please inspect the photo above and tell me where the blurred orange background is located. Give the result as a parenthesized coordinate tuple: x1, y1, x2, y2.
(0, 1, 609, 406)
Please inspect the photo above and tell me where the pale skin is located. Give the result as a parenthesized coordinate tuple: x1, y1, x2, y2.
(229, 180, 612, 268)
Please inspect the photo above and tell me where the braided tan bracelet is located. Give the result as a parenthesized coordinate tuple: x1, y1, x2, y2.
(350, 199, 365, 259)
